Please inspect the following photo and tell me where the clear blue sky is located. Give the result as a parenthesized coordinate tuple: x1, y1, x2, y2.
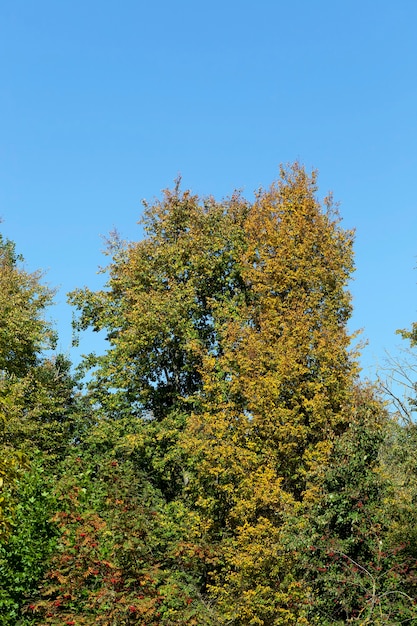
(1, 0, 417, 382)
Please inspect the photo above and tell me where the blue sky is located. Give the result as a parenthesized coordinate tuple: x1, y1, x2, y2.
(1, 0, 417, 382)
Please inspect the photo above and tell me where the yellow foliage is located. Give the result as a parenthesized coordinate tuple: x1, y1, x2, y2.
(183, 164, 358, 622)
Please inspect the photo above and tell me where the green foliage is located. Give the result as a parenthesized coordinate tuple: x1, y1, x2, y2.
(0, 229, 91, 622)
(298, 386, 417, 624)
(0, 458, 58, 625)
(0, 231, 58, 536)
(69, 184, 250, 423)
(0, 235, 56, 377)
(1, 354, 90, 464)
(30, 419, 215, 625)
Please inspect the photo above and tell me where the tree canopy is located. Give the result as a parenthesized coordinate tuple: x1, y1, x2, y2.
(1, 164, 417, 624)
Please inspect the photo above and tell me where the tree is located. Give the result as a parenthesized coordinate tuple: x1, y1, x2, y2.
(182, 164, 359, 623)
(294, 385, 417, 625)
(0, 231, 57, 535)
(69, 184, 250, 499)
(0, 230, 91, 622)
(69, 164, 360, 623)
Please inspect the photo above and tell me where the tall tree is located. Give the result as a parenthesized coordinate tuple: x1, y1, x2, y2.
(69, 165, 360, 623)
(183, 164, 359, 623)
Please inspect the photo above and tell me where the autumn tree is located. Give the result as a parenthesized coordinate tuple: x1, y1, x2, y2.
(182, 164, 359, 623)
(69, 164, 361, 624)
